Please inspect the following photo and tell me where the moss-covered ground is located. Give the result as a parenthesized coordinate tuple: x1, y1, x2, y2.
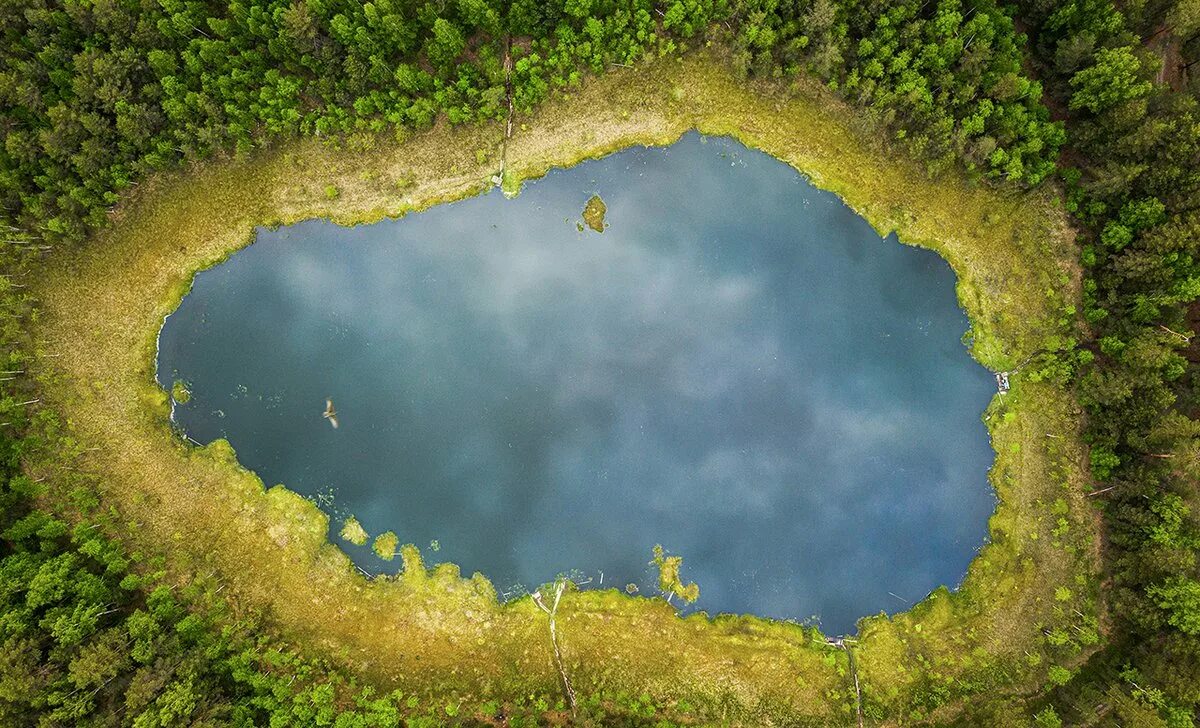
(28, 50, 1097, 724)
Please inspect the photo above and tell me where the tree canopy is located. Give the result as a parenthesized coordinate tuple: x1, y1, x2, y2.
(4, 0, 1200, 723)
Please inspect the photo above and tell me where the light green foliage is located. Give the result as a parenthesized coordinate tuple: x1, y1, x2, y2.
(399, 544, 425, 576)
(1068, 47, 1153, 113)
(339, 516, 369, 546)
(1046, 665, 1073, 686)
(1148, 578, 1200, 636)
(426, 19, 466, 70)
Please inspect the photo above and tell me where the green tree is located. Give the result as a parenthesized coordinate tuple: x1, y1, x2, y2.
(1069, 46, 1154, 112)
(1149, 577, 1200, 635)
(425, 18, 466, 71)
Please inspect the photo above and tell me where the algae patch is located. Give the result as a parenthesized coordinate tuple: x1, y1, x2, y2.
(582, 194, 607, 232)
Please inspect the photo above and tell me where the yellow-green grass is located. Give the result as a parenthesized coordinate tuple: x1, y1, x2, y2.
(28, 49, 1097, 723)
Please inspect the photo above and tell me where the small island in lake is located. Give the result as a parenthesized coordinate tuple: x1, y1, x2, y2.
(582, 194, 607, 232)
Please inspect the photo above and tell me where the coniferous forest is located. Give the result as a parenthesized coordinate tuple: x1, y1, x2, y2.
(2, 0, 1200, 724)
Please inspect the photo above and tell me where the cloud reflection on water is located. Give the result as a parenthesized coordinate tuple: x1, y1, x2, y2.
(158, 133, 995, 634)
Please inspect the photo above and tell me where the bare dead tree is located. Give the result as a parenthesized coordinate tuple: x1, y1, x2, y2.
(532, 580, 577, 715)
(1159, 324, 1193, 344)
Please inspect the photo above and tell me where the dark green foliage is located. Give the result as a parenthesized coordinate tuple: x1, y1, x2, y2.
(0, 461, 410, 725)
(0, 0, 1059, 250)
(725, 0, 1065, 184)
(1016, 0, 1200, 723)
(0, 0, 513, 242)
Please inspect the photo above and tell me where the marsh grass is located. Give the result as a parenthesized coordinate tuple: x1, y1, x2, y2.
(373, 531, 400, 561)
(340, 516, 368, 547)
(28, 49, 1096, 723)
(170, 379, 191, 404)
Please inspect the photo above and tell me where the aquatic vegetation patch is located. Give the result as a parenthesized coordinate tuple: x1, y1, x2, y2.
(373, 531, 399, 560)
(340, 516, 368, 546)
(582, 194, 607, 232)
(652, 545, 700, 604)
(171, 379, 191, 404)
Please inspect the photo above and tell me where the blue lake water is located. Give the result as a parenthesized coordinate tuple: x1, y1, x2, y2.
(156, 133, 996, 635)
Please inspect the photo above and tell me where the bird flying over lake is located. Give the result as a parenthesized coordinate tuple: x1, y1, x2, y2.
(323, 398, 338, 429)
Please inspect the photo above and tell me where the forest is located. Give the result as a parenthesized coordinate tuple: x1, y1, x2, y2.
(0, 0, 1063, 244)
(1, 0, 1199, 724)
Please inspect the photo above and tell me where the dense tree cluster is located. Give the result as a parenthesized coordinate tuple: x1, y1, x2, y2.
(0, 445, 412, 724)
(0, 0, 1059, 248)
(725, 0, 1065, 183)
(0, 0, 512, 242)
(1015, 0, 1200, 723)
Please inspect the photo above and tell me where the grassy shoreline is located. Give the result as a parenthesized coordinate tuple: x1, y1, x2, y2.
(29, 51, 1096, 723)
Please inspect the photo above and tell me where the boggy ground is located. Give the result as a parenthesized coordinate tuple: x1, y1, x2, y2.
(29, 49, 1097, 724)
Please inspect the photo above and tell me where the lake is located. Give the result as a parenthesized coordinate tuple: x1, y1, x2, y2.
(156, 132, 996, 635)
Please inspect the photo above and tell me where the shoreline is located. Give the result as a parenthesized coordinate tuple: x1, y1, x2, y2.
(156, 128, 1002, 638)
(28, 50, 1098, 722)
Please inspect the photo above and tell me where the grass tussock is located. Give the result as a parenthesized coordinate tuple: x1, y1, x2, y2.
(339, 517, 368, 547)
